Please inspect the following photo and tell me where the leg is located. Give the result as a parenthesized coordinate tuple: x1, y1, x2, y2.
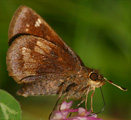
(85, 94, 88, 110)
(77, 97, 85, 108)
(85, 88, 90, 110)
(68, 97, 85, 117)
(91, 89, 95, 112)
(49, 95, 61, 119)
(49, 83, 64, 119)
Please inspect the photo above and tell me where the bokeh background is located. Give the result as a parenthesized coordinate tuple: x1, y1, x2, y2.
(0, 0, 130, 120)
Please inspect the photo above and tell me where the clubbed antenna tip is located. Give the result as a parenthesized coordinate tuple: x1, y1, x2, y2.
(104, 78, 127, 91)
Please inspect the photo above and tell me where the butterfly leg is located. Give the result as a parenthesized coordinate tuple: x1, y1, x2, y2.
(91, 89, 95, 112)
(49, 95, 61, 119)
(72, 85, 90, 110)
(77, 97, 85, 107)
(85, 88, 90, 110)
(49, 83, 65, 119)
(68, 97, 85, 117)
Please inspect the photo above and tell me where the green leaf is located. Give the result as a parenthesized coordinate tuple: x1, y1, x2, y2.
(0, 89, 21, 120)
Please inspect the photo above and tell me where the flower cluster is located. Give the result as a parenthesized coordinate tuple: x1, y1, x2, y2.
(50, 101, 103, 120)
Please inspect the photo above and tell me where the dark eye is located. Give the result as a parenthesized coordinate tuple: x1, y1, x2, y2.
(90, 73, 98, 81)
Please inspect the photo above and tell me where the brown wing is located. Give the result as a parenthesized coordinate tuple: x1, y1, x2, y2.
(7, 6, 86, 96)
(8, 5, 84, 67)
(7, 35, 80, 83)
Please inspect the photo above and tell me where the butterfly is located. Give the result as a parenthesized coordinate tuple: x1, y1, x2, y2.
(6, 5, 127, 116)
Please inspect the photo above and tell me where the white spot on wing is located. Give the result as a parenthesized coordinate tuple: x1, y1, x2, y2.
(21, 47, 36, 69)
(25, 24, 30, 32)
(25, 28, 29, 32)
(36, 41, 52, 53)
(35, 18, 42, 27)
(22, 47, 30, 56)
(34, 46, 45, 55)
(26, 24, 30, 27)
(38, 18, 42, 24)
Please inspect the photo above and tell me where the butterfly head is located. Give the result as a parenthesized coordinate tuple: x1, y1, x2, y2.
(87, 69, 105, 88)
(87, 68, 127, 91)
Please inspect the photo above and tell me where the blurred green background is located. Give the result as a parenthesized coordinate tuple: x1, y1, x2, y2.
(0, 0, 130, 120)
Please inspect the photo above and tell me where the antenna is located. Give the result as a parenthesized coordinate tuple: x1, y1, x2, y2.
(104, 77, 127, 91)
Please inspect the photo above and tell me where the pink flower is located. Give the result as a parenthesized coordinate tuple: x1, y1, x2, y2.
(50, 101, 103, 120)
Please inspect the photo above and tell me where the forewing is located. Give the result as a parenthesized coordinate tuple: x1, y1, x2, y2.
(8, 5, 84, 67)
(6, 35, 79, 83)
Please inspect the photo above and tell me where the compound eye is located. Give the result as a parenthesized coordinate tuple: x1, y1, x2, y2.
(90, 73, 98, 81)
